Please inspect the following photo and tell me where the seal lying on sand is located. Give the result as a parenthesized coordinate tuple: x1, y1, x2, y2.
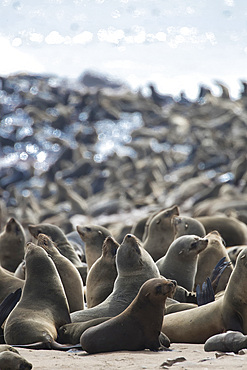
(204, 330, 247, 353)
(162, 247, 247, 343)
(80, 277, 175, 353)
(71, 234, 160, 323)
(4, 243, 71, 347)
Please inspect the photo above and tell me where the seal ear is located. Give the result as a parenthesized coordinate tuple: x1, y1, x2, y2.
(179, 250, 183, 255)
(98, 230, 103, 235)
(156, 219, 161, 225)
(145, 292, 150, 297)
(185, 223, 189, 229)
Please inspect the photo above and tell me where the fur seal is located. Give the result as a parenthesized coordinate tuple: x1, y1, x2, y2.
(71, 234, 160, 323)
(143, 205, 179, 261)
(156, 235, 208, 291)
(196, 216, 247, 247)
(86, 236, 119, 308)
(4, 242, 71, 346)
(0, 218, 25, 272)
(37, 233, 84, 313)
(195, 231, 233, 293)
(80, 277, 176, 353)
(172, 216, 206, 239)
(161, 247, 247, 343)
(76, 224, 111, 271)
(0, 350, 32, 370)
(28, 223, 87, 283)
(204, 330, 247, 353)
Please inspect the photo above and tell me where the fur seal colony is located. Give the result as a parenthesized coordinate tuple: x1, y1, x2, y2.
(1, 72, 247, 366)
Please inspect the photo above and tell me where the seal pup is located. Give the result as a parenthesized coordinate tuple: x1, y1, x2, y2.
(4, 243, 71, 346)
(204, 331, 247, 353)
(172, 216, 206, 239)
(71, 234, 160, 323)
(195, 231, 233, 293)
(76, 224, 111, 271)
(80, 277, 176, 353)
(143, 205, 179, 261)
(28, 223, 87, 283)
(37, 233, 84, 313)
(0, 218, 25, 272)
(156, 235, 208, 291)
(86, 236, 119, 308)
(161, 247, 247, 343)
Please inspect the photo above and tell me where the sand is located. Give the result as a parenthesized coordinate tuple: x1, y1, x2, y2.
(17, 343, 247, 369)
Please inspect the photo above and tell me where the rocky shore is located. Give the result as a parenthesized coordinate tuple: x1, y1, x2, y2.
(1, 71, 247, 238)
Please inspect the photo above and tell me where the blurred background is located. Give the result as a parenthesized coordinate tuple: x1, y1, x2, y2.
(0, 0, 246, 98)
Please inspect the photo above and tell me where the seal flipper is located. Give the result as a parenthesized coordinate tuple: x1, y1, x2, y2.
(0, 288, 22, 327)
(210, 257, 231, 292)
(159, 332, 170, 349)
(12, 341, 82, 351)
(196, 277, 215, 306)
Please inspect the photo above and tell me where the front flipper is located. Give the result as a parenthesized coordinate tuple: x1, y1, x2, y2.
(0, 288, 22, 327)
(196, 277, 215, 306)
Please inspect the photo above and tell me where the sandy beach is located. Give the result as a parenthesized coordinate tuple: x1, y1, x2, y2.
(17, 344, 247, 369)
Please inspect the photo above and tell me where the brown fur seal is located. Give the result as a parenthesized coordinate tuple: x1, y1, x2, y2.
(0, 350, 32, 369)
(76, 224, 111, 271)
(86, 236, 119, 308)
(4, 243, 71, 346)
(195, 231, 233, 293)
(161, 247, 247, 343)
(172, 216, 206, 239)
(80, 277, 176, 353)
(71, 234, 160, 323)
(204, 330, 247, 353)
(156, 235, 208, 291)
(0, 218, 25, 272)
(196, 216, 247, 247)
(37, 233, 84, 313)
(143, 205, 179, 261)
(28, 223, 87, 283)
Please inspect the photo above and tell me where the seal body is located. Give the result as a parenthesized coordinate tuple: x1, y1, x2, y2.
(195, 231, 233, 293)
(156, 235, 208, 291)
(162, 248, 247, 343)
(172, 216, 206, 239)
(4, 243, 71, 345)
(204, 331, 247, 353)
(86, 236, 119, 308)
(80, 277, 176, 353)
(196, 216, 247, 247)
(0, 218, 25, 272)
(143, 205, 179, 261)
(37, 233, 84, 313)
(71, 234, 160, 323)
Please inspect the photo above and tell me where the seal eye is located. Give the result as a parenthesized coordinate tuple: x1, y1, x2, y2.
(86, 227, 91, 232)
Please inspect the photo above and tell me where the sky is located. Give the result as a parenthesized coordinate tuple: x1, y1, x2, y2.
(0, 0, 246, 98)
